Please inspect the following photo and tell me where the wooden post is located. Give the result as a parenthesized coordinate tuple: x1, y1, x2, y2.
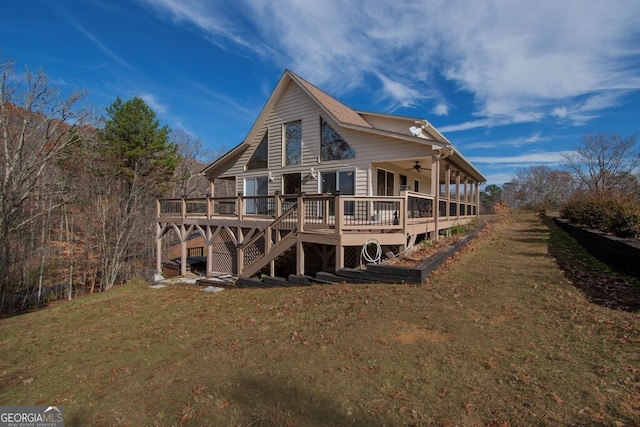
(476, 183, 481, 217)
(296, 239, 304, 275)
(334, 195, 343, 234)
(433, 157, 440, 241)
(180, 225, 187, 276)
(209, 181, 214, 218)
(203, 226, 213, 276)
(156, 223, 162, 275)
(455, 173, 461, 218)
(445, 166, 451, 220)
(297, 195, 305, 232)
(275, 194, 282, 218)
(237, 246, 244, 276)
(335, 245, 344, 270)
(237, 194, 244, 220)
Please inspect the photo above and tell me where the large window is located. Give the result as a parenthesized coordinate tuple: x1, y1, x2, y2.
(377, 169, 395, 196)
(246, 133, 268, 170)
(321, 119, 355, 161)
(284, 120, 302, 165)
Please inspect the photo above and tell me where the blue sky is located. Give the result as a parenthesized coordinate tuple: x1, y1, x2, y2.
(2, 0, 639, 186)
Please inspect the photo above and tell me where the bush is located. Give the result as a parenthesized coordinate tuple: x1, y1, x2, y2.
(561, 192, 640, 238)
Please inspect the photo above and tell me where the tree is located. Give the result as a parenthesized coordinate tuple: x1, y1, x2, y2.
(171, 129, 211, 198)
(562, 131, 640, 194)
(502, 165, 575, 211)
(480, 184, 502, 214)
(90, 97, 178, 290)
(0, 59, 88, 304)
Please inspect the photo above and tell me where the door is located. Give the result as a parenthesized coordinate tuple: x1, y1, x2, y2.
(320, 170, 355, 215)
(244, 176, 268, 215)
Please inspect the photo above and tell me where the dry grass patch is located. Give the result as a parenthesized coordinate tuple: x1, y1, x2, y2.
(0, 211, 638, 426)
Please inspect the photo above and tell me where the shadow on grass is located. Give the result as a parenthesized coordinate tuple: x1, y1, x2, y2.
(228, 375, 378, 426)
(509, 237, 549, 245)
(544, 216, 640, 312)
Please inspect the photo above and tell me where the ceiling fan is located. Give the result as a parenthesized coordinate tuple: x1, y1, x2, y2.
(406, 161, 423, 173)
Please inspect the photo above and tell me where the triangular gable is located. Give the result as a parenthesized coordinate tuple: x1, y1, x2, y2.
(202, 70, 485, 182)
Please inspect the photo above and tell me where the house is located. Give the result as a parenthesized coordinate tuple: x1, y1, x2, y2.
(155, 70, 486, 281)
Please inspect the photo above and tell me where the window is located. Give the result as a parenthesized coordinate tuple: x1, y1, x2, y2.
(414, 180, 420, 193)
(283, 173, 301, 194)
(284, 120, 302, 165)
(377, 169, 395, 196)
(246, 133, 268, 170)
(321, 119, 355, 161)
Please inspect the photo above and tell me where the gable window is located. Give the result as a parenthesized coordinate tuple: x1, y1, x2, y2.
(320, 119, 355, 161)
(246, 133, 268, 170)
(284, 120, 302, 165)
(377, 168, 395, 196)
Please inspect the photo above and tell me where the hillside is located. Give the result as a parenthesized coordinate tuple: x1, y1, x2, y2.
(1, 212, 639, 426)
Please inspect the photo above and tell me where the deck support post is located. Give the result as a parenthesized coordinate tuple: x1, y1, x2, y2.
(155, 223, 162, 275)
(335, 245, 344, 270)
(180, 224, 187, 276)
(296, 239, 304, 275)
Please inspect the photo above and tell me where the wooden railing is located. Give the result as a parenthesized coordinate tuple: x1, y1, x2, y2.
(157, 193, 477, 226)
(238, 202, 299, 277)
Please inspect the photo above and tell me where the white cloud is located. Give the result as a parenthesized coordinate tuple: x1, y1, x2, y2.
(140, 93, 168, 114)
(140, 0, 640, 129)
(433, 103, 449, 116)
(71, 22, 134, 71)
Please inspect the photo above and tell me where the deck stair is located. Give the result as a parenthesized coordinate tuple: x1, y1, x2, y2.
(238, 202, 299, 278)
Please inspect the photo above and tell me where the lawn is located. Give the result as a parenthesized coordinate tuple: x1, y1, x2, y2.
(1, 211, 638, 426)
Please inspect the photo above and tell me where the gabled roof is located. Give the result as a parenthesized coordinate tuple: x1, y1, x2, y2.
(288, 72, 372, 129)
(202, 70, 485, 182)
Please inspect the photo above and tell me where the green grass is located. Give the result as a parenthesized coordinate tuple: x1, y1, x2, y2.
(1, 211, 639, 426)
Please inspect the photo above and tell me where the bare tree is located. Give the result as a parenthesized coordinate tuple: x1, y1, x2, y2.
(502, 165, 575, 211)
(562, 131, 640, 194)
(0, 60, 89, 304)
(171, 129, 211, 198)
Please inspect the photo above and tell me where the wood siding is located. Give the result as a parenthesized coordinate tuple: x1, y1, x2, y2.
(229, 80, 454, 197)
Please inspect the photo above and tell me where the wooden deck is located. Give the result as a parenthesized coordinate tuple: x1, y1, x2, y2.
(156, 191, 479, 278)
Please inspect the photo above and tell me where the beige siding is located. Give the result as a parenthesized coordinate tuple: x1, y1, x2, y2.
(233, 80, 439, 197)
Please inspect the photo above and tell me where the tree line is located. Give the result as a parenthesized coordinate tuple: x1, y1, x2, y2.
(480, 131, 640, 235)
(0, 60, 216, 313)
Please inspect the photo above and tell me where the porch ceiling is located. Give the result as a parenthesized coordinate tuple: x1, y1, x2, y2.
(378, 157, 434, 175)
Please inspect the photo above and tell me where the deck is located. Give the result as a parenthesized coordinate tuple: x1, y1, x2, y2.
(156, 191, 479, 278)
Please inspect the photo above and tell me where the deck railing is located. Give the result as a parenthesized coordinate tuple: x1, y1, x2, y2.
(157, 192, 477, 228)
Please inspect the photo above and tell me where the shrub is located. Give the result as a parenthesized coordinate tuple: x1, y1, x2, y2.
(561, 192, 640, 238)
